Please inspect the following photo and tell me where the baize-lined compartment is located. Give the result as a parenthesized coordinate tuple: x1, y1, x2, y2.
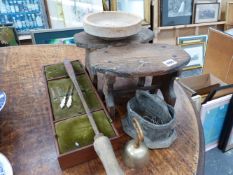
(48, 74, 102, 121)
(45, 61, 84, 80)
(55, 110, 116, 154)
(44, 60, 117, 155)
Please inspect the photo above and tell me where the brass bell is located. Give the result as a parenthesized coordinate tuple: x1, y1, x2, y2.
(123, 118, 150, 169)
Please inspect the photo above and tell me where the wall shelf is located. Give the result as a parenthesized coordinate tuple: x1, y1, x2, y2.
(158, 21, 226, 30)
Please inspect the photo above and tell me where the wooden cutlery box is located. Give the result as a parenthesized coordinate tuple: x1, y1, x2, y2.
(43, 60, 125, 170)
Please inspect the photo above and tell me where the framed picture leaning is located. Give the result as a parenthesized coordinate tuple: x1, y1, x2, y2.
(180, 42, 205, 69)
(31, 27, 83, 44)
(177, 35, 208, 45)
(200, 94, 232, 151)
(219, 93, 233, 152)
(194, 3, 220, 23)
(160, 0, 194, 26)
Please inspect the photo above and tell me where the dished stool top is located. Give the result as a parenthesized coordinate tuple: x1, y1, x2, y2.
(88, 43, 191, 77)
(74, 28, 154, 49)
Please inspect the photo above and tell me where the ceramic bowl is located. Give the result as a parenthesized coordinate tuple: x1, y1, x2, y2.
(83, 11, 142, 40)
(0, 153, 13, 175)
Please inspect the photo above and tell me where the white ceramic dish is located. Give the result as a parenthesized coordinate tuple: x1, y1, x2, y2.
(83, 11, 142, 40)
(0, 91, 6, 112)
(0, 153, 13, 175)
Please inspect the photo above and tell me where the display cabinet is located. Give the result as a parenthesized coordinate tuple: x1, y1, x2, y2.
(0, 0, 48, 34)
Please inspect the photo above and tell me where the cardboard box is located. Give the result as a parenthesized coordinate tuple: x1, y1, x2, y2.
(178, 28, 233, 109)
(204, 28, 233, 84)
(178, 74, 226, 97)
(177, 28, 233, 152)
(177, 72, 233, 152)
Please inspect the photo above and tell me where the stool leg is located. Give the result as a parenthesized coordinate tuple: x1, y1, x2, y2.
(103, 73, 116, 119)
(150, 77, 159, 94)
(152, 72, 178, 106)
(85, 49, 91, 74)
(85, 49, 97, 87)
(161, 72, 178, 106)
(137, 77, 146, 87)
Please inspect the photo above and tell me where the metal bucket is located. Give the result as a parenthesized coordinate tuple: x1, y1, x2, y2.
(122, 90, 177, 149)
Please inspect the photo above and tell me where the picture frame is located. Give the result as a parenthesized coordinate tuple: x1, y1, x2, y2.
(31, 27, 83, 44)
(46, 0, 103, 28)
(177, 35, 208, 71)
(0, 0, 48, 34)
(225, 2, 233, 25)
(202, 84, 233, 104)
(177, 35, 208, 45)
(0, 26, 19, 47)
(200, 94, 232, 151)
(179, 67, 203, 78)
(194, 3, 220, 23)
(180, 42, 205, 68)
(110, 0, 151, 25)
(160, 0, 194, 26)
(219, 94, 233, 152)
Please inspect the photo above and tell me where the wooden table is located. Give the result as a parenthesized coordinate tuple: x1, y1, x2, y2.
(89, 43, 190, 117)
(0, 45, 204, 175)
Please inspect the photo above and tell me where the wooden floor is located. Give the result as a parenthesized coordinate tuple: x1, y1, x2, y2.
(0, 45, 204, 175)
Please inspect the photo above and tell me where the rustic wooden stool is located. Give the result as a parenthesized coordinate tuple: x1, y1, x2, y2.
(88, 43, 190, 117)
(74, 28, 154, 85)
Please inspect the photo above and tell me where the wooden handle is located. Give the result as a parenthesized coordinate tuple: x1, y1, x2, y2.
(132, 118, 144, 148)
(94, 135, 124, 175)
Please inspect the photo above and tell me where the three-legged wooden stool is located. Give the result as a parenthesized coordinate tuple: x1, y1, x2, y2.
(88, 43, 190, 118)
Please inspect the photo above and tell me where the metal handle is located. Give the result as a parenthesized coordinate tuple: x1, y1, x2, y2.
(132, 118, 144, 148)
(64, 59, 100, 135)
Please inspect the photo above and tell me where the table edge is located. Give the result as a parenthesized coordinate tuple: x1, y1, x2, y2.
(176, 81, 205, 175)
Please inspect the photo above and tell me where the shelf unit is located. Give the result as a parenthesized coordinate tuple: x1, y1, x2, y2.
(152, 1, 226, 45)
(158, 21, 226, 30)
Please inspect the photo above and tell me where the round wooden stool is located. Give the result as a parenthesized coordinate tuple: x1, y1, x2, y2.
(88, 43, 190, 117)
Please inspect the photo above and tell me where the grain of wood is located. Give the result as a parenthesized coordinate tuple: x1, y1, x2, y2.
(89, 43, 190, 77)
